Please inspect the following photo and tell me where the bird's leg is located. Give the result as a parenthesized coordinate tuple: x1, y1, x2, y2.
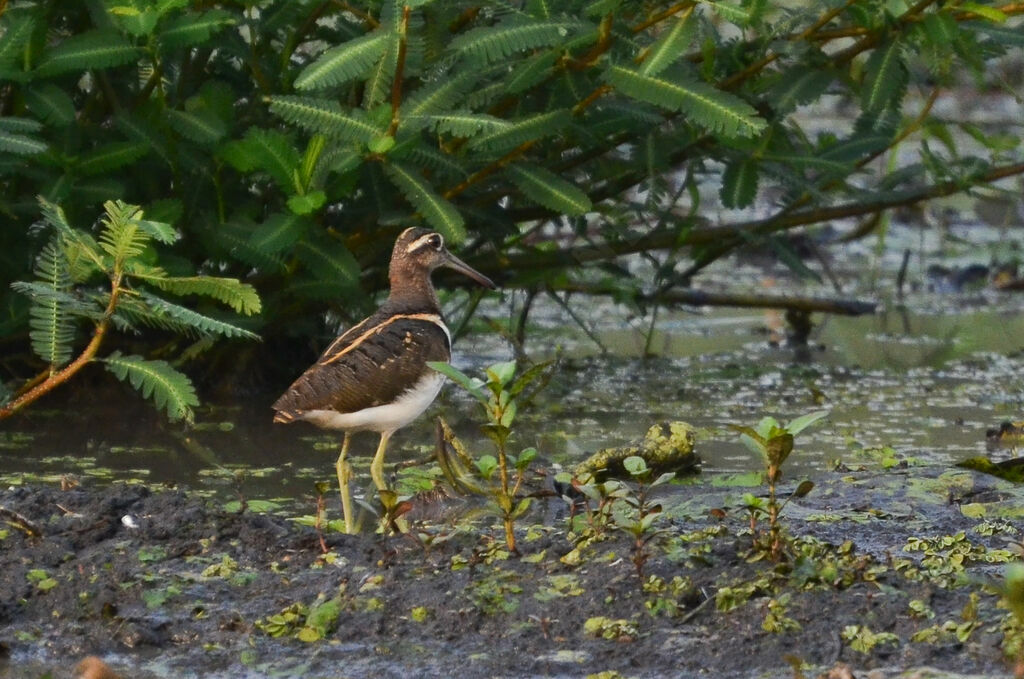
(370, 430, 393, 494)
(370, 431, 405, 531)
(335, 432, 355, 534)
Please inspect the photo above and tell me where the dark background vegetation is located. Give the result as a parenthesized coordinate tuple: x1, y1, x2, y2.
(1, 0, 1022, 402)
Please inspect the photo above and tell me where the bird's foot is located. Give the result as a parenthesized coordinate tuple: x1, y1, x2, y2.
(377, 489, 411, 534)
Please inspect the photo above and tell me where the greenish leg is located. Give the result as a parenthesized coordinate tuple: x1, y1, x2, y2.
(335, 432, 355, 534)
(370, 431, 405, 531)
(370, 430, 393, 493)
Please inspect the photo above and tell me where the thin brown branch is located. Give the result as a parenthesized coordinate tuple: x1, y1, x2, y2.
(0, 277, 123, 420)
(632, 2, 695, 34)
(494, 161, 1024, 273)
(387, 5, 411, 138)
(550, 281, 878, 316)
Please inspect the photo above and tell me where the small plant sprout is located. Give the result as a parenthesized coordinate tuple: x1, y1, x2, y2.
(994, 563, 1024, 677)
(616, 455, 675, 580)
(429, 359, 550, 553)
(731, 410, 828, 561)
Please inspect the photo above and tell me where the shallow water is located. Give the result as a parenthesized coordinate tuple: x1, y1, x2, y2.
(2, 287, 1021, 506)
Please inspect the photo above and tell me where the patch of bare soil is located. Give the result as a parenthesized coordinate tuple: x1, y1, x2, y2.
(0, 472, 1017, 678)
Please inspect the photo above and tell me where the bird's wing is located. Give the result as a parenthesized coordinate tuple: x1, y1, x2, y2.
(272, 313, 451, 418)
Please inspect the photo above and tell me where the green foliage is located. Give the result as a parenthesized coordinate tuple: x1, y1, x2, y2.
(6, 199, 260, 422)
(0, 0, 1021, 381)
(731, 411, 827, 560)
(431, 359, 551, 553)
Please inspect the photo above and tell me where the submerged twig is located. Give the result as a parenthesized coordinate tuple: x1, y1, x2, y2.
(0, 505, 43, 537)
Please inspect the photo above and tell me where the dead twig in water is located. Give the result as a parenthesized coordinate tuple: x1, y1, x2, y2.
(0, 505, 43, 537)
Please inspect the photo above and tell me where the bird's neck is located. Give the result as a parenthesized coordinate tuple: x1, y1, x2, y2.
(387, 266, 441, 313)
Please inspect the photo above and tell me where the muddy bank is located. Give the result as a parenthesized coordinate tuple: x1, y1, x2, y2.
(0, 468, 1020, 679)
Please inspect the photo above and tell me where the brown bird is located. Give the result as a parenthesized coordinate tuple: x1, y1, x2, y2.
(273, 228, 495, 532)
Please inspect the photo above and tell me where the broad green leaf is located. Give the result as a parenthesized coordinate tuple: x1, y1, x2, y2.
(506, 163, 592, 216)
(427, 361, 488, 404)
(287, 190, 327, 215)
(623, 455, 649, 477)
(785, 410, 829, 436)
(485, 360, 517, 387)
(295, 30, 392, 90)
(101, 352, 199, 422)
(384, 162, 466, 242)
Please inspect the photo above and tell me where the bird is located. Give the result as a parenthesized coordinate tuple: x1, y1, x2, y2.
(272, 227, 496, 533)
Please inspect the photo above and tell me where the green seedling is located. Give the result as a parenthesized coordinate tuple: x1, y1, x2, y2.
(430, 359, 550, 553)
(560, 456, 673, 580)
(992, 563, 1024, 677)
(614, 456, 675, 580)
(731, 410, 827, 561)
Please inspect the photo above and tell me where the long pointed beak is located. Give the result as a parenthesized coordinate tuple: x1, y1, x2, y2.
(443, 251, 497, 290)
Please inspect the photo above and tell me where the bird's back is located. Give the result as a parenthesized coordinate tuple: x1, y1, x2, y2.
(272, 302, 451, 425)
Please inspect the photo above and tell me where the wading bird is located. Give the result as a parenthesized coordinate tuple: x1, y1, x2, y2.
(273, 228, 495, 532)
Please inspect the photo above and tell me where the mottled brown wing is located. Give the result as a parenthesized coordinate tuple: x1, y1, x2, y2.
(273, 314, 450, 418)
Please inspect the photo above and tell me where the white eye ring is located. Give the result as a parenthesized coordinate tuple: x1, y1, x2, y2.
(429, 234, 443, 250)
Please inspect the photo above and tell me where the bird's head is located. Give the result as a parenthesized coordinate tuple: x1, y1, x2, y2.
(391, 227, 496, 290)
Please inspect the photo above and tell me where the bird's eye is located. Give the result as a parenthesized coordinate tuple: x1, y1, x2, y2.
(428, 234, 443, 250)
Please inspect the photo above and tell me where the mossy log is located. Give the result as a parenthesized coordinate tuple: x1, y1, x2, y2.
(574, 422, 700, 481)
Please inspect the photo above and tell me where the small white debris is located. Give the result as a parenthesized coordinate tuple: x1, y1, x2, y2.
(121, 514, 139, 529)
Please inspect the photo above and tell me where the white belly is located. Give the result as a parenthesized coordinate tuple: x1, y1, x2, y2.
(299, 372, 445, 434)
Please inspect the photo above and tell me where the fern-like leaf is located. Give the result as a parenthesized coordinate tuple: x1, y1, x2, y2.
(604, 65, 766, 138)
(34, 29, 142, 76)
(639, 11, 696, 76)
(400, 69, 487, 121)
(384, 162, 466, 242)
(22, 240, 76, 370)
(165, 109, 227, 144)
(249, 212, 311, 254)
(220, 128, 300, 191)
(720, 158, 760, 208)
(37, 198, 107, 275)
(467, 109, 571, 153)
(76, 142, 151, 176)
(98, 200, 150, 266)
(767, 67, 834, 115)
(135, 292, 260, 339)
(101, 352, 199, 422)
(449, 18, 583, 63)
(143, 275, 262, 315)
(861, 40, 907, 113)
(0, 129, 47, 155)
(295, 29, 393, 90)
(363, 32, 399, 109)
(506, 163, 592, 216)
(409, 112, 509, 137)
(295, 238, 361, 288)
(267, 96, 382, 145)
(24, 84, 76, 126)
(0, 11, 36, 64)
